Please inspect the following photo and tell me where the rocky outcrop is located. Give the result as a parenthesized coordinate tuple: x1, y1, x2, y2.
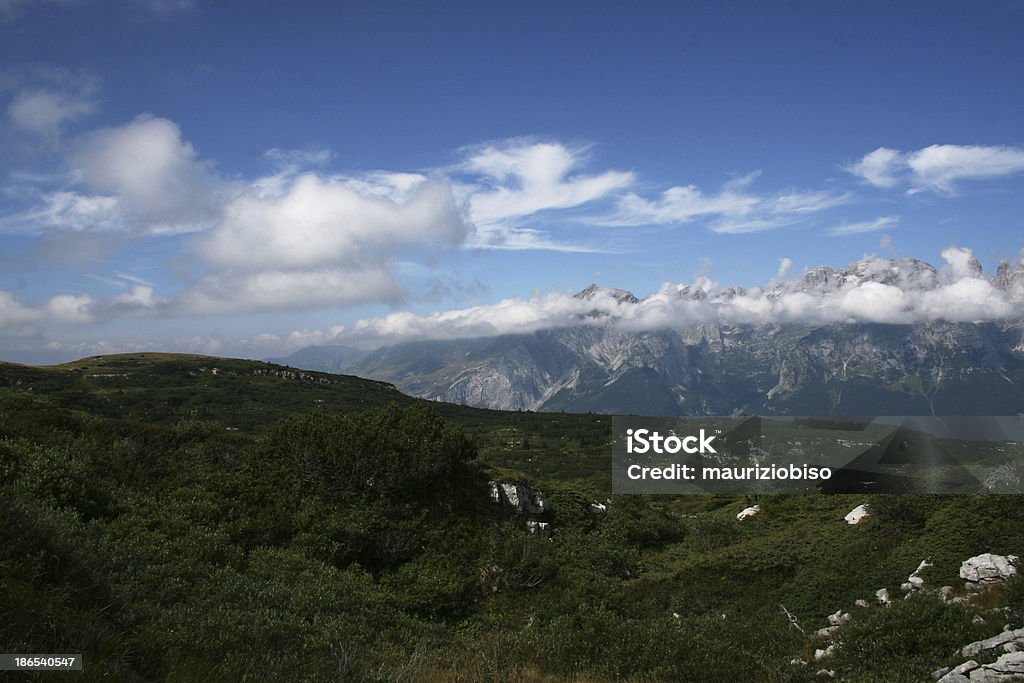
(960, 554, 1018, 589)
(939, 639, 1024, 682)
(488, 481, 549, 515)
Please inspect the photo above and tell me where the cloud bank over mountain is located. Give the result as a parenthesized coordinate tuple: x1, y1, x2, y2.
(336, 247, 1024, 347)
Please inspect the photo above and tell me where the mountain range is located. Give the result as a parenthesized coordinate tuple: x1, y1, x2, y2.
(275, 256, 1024, 416)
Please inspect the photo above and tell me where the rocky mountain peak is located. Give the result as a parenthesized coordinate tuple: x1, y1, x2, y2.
(575, 284, 640, 304)
(994, 258, 1024, 291)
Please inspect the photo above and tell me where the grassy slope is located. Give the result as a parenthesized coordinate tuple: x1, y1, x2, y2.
(1, 353, 1021, 681)
(0, 353, 613, 480)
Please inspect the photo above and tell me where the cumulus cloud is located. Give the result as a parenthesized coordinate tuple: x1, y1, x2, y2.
(4, 115, 229, 234)
(43, 284, 163, 324)
(70, 115, 227, 233)
(1, 65, 98, 141)
(8, 88, 95, 140)
(184, 172, 470, 313)
(201, 174, 466, 271)
(335, 248, 1024, 347)
(597, 172, 849, 233)
(847, 144, 1024, 195)
(828, 215, 899, 236)
(0, 290, 42, 333)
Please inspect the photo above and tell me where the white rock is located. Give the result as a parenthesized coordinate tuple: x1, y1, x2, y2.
(815, 626, 840, 638)
(814, 645, 835, 661)
(588, 502, 607, 515)
(815, 670, 836, 679)
(845, 503, 870, 524)
(910, 575, 926, 588)
(913, 558, 934, 575)
(854, 599, 870, 608)
(499, 483, 548, 514)
(932, 666, 951, 680)
(902, 582, 915, 592)
(525, 520, 551, 536)
(737, 504, 760, 520)
(973, 615, 987, 626)
(941, 586, 956, 601)
(960, 554, 1018, 586)
(876, 587, 892, 604)
(827, 609, 852, 626)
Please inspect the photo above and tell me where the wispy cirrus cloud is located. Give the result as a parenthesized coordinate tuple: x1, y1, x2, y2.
(847, 144, 1024, 195)
(593, 172, 850, 233)
(828, 215, 899, 236)
(458, 139, 634, 251)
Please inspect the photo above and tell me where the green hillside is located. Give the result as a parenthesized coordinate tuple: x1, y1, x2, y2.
(1, 354, 1022, 681)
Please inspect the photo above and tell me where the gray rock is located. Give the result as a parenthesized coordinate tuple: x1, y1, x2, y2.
(969, 651, 1024, 681)
(962, 630, 1024, 658)
(960, 554, 1018, 587)
(937, 660, 979, 683)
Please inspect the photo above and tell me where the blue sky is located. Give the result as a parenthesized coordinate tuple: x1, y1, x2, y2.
(1, 1, 1023, 362)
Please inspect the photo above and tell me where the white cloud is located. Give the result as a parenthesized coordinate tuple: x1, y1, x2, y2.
(847, 144, 1024, 195)
(71, 115, 227, 234)
(459, 140, 633, 250)
(182, 171, 470, 313)
(335, 248, 1024, 346)
(8, 88, 95, 140)
(45, 293, 96, 324)
(38, 283, 164, 325)
(598, 173, 849, 233)
(940, 245, 983, 279)
(907, 145, 1024, 195)
(6, 191, 122, 233)
(775, 257, 793, 280)
(828, 215, 899, 236)
(201, 173, 467, 271)
(463, 140, 634, 224)
(0, 290, 42, 332)
(846, 147, 902, 188)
